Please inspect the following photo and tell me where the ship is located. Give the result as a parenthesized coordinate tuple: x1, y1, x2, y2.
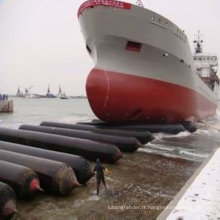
(78, 0, 219, 123)
(45, 85, 56, 98)
(15, 86, 25, 98)
(24, 86, 41, 98)
(57, 85, 69, 99)
(15, 86, 41, 98)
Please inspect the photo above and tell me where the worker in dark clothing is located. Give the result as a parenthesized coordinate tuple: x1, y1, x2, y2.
(94, 158, 106, 195)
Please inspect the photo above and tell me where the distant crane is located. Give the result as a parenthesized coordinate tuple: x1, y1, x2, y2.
(46, 85, 56, 98)
(25, 86, 34, 96)
(57, 85, 69, 99)
(57, 85, 62, 97)
(16, 86, 24, 97)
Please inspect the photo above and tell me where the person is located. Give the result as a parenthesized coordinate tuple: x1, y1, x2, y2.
(0, 94, 2, 100)
(94, 158, 106, 195)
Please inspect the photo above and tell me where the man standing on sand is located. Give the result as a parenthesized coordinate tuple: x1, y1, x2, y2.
(94, 158, 106, 195)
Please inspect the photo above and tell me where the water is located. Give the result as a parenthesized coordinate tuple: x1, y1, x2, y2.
(0, 98, 220, 219)
(1, 97, 219, 163)
(0, 97, 95, 128)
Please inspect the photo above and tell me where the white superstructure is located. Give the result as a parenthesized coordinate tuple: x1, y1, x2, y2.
(193, 31, 219, 95)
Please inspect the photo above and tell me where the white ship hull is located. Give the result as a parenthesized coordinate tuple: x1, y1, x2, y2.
(78, 0, 218, 123)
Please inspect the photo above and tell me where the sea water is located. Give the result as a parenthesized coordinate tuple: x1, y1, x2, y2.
(1, 97, 219, 163)
(0, 97, 95, 128)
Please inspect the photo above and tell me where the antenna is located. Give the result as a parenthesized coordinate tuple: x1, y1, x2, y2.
(194, 30, 204, 43)
(194, 30, 204, 54)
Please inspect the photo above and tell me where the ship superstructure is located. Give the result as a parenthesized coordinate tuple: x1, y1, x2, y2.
(193, 31, 219, 94)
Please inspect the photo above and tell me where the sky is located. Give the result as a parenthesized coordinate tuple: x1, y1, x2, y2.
(0, 0, 220, 95)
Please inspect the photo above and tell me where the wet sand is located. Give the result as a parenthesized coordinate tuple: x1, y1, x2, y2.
(12, 151, 201, 220)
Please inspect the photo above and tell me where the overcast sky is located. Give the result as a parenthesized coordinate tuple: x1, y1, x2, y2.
(0, 0, 219, 95)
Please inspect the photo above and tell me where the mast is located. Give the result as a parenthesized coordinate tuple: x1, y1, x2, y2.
(47, 85, 50, 94)
(57, 85, 62, 96)
(17, 86, 20, 94)
(193, 30, 204, 54)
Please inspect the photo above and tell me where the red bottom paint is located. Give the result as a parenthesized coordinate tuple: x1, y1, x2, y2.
(86, 69, 217, 123)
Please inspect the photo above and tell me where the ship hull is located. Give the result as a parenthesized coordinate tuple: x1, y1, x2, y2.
(87, 69, 216, 123)
(78, 0, 218, 123)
